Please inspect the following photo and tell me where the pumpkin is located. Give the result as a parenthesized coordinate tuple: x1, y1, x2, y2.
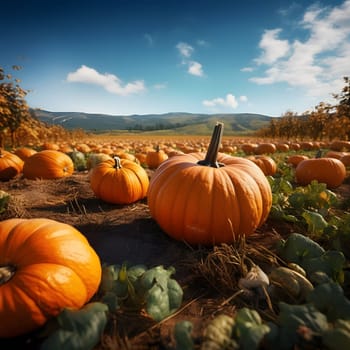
(147, 123, 272, 245)
(14, 147, 37, 161)
(0, 218, 102, 338)
(295, 157, 346, 188)
(86, 152, 113, 170)
(67, 149, 87, 171)
(146, 145, 168, 169)
(23, 150, 74, 179)
(340, 153, 350, 167)
(287, 154, 309, 167)
(246, 155, 277, 176)
(254, 142, 277, 155)
(0, 149, 24, 181)
(90, 156, 149, 204)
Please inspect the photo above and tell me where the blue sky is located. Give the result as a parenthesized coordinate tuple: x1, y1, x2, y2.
(1, 0, 349, 117)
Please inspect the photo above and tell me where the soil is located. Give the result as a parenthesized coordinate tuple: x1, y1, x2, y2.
(1, 171, 349, 349)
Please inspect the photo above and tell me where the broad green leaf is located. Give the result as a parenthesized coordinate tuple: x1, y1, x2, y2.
(40, 302, 108, 350)
(302, 210, 328, 235)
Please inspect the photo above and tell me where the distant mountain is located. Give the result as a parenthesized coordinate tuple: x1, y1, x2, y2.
(33, 109, 273, 135)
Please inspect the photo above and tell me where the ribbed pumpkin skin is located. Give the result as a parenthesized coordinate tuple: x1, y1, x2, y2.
(23, 150, 74, 179)
(295, 157, 346, 188)
(246, 155, 277, 176)
(147, 152, 272, 245)
(0, 150, 24, 181)
(90, 157, 149, 204)
(0, 218, 102, 338)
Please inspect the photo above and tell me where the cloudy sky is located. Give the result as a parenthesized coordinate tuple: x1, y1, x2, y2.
(1, 0, 349, 116)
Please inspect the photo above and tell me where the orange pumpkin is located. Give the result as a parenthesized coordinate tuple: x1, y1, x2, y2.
(23, 150, 74, 179)
(246, 155, 277, 176)
(147, 123, 272, 245)
(295, 157, 346, 188)
(146, 146, 168, 169)
(0, 149, 24, 181)
(0, 218, 101, 338)
(254, 142, 277, 155)
(287, 154, 309, 167)
(90, 156, 149, 204)
(14, 147, 37, 161)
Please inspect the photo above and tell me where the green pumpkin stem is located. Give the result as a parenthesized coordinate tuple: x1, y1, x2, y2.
(113, 156, 122, 169)
(197, 122, 224, 168)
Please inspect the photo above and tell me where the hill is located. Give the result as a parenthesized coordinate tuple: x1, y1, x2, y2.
(33, 109, 273, 135)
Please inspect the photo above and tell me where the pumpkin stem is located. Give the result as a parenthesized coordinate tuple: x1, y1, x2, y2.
(0, 265, 16, 285)
(113, 156, 122, 169)
(197, 122, 224, 168)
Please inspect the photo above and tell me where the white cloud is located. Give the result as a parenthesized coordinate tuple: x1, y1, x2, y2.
(239, 95, 248, 102)
(241, 67, 254, 72)
(251, 0, 350, 103)
(176, 41, 205, 77)
(66, 65, 145, 96)
(188, 61, 204, 76)
(176, 42, 194, 58)
(255, 29, 290, 65)
(203, 93, 242, 109)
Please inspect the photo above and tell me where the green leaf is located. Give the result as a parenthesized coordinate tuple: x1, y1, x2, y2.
(302, 250, 346, 283)
(234, 308, 270, 350)
(322, 320, 350, 350)
(307, 281, 350, 321)
(277, 233, 325, 265)
(142, 266, 183, 321)
(40, 302, 108, 350)
(302, 210, 328, 235)
(0, 190, 10, 213)
(265, 302, 329, 350)
(174, 320, 194, 350)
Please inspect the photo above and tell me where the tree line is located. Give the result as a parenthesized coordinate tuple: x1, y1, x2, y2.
(256, 77, 350, 141)
(0, 66, 88, 149)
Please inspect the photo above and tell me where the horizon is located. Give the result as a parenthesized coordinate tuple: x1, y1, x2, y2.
(2, 0, 349, 117)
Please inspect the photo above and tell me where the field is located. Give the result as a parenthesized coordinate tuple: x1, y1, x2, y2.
(1, 133, 350, 349)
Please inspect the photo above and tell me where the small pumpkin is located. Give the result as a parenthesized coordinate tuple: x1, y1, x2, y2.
(90, 156, 149, 204)
(68, 148, 87, 171)
(287, 154, 309, 167)
(23, 150, 74, 179)
(295, 157, 346, 188)
(254, 142, 277, 155)
(0, 218, 102, 338)
(246, 155, 277, 176)
(0, 149, 24, 181)
(146, 145, 168, 169)
(147, 123, 272, 245)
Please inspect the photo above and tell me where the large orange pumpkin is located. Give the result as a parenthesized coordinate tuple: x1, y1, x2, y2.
(295, 157, 346, 188)
(23, 150, 74, 179)
(0, 149, 24, 181)
(147, 123, 272, 245)
(0, 218, 102, 338)
(90, 156, 149, 204)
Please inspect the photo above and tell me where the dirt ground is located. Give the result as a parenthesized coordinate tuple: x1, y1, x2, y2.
(1, 170, 348, 349)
